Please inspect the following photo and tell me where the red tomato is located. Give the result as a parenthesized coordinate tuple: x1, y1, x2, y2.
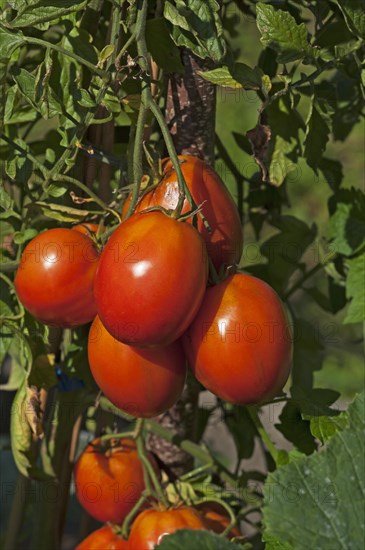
(74, 438, 152, 524)
(94, 211, 208, 347)
(196, 502, 241, 539)
(72, 222, 103, 236)
(122, 156, 243, 272)
(14, 228, 99, 327)
(128, 506, 208, 549)
(88, 316, 187, 417)
(183, 273, 293, 404)
(76, 525, 128, 550)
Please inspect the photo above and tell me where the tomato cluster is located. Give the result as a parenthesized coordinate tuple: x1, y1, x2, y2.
(15, 155, 292, 414)
(14, 156, 294, 548)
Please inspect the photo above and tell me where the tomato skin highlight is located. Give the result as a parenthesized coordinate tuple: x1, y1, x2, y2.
(14, 228, 99, 327)
(88, 316, 187, 418)
(128, 506, 208, 549)
(123, 155, 243, 272)
(76, 525, 128, 550)
(74, 438, 150, 524)
(94, 211, 208, 347)
(183, 273, 293, 405)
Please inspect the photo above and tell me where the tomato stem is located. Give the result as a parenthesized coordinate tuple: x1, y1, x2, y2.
(121, 492, 148, 539)
(246, 406, 280, 466)
(135, 421, 169, 508)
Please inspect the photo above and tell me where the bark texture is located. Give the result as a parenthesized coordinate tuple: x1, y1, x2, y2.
(164, 49, 216, 166)
(148, 50, 216, 477)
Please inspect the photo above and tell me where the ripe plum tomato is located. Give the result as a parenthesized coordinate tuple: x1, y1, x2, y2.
(122, 155, 243, 272)
(14, 228, 98, 327)
(88, 316, 187, 417)
(94, 211, 208, 347)
(196, 502, 241, 539)
(74, 438, 152, 524)
(183, 273, 293, 405)
(128, 506, 208, 549)
(76, 525, 128, 550)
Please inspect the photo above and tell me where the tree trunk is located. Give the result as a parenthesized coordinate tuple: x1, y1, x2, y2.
(164, 50, 216, 165)
(148, 50, 216, 477)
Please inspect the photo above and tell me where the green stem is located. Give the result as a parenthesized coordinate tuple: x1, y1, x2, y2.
(0, 273, 25, 318)
(121, 493, 148, 539)
(148, 98, 196, 212)
(0, 261, 20, 273)
(247, 406, 279, 466)
(52, 175, 121, 222)
(145, 419, 236, 486)
(136, 421, 168, 508)
(107, 1, 123, 69)
(23, 37, 107, 78)
(99, 430, 135, 442)
(125, 0, 149, 218)
(284, 250, 337, 299)
(115, 31, 137, 66)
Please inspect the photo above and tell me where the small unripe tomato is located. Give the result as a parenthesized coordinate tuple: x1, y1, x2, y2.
(183, 273, 293, 404)
(14, 228, 99, 327)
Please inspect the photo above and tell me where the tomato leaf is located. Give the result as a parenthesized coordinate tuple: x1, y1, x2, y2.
(335, 0, 365, 39)
(256, 3, 314, 63)
(262, 391, 365, 549)
(164, 0, 227, 63)
(156, 529, 243, 549)
(9, 0, 87, 29)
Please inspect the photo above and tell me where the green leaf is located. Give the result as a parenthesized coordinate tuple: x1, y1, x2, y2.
(304, 102, 330, 171)
(336, 0, 365, 39)
(263, 391, 365, 549)
(0, 26, 25, 57)
(199, 63, 263, 90)
(224, 405, 257, 459)
(329, 189, 365, 256)
(13, 228, 38, 244)
(275, 400, 316, 455)
(344, 253, 365, 324)
(156, 529, 242, 549)
(269, 135, 296, 187)
(256, 3, 311, 63)
(45, 184, 68, 198)
(12, 67, 62, 118)
(98, 44, 115, 64)
(164, 0, 227, 63)
(10, 0, 87, 29)
(305, 412, 348, 444)
(0, 183, 14, 210)
(146, 18, 183, 72)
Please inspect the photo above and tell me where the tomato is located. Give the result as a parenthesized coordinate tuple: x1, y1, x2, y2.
(14, 228, 99, 327)
(128, 506, 208, 549)
(94, 211, 208, 347)
(76, 525, 128, 550)
(88, 316, 187, 417)
(74, 438, 153, 524)
(196, 502, 241, 539)
(122, 156, 243, 272)
(183, 273, 293, 404)
(72, 222, 103, 236)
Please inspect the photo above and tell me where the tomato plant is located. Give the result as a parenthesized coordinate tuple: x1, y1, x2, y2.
(183, 273, 293, 404)
(14, 228, 99, 327)
(76, 525, 128, 550)
(88, 315, 187, 417)
(128, 506, 208, 549)
(1, 0, 364, 549)
(74, 438, 152, 524)
(94, 211, 208, 347)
